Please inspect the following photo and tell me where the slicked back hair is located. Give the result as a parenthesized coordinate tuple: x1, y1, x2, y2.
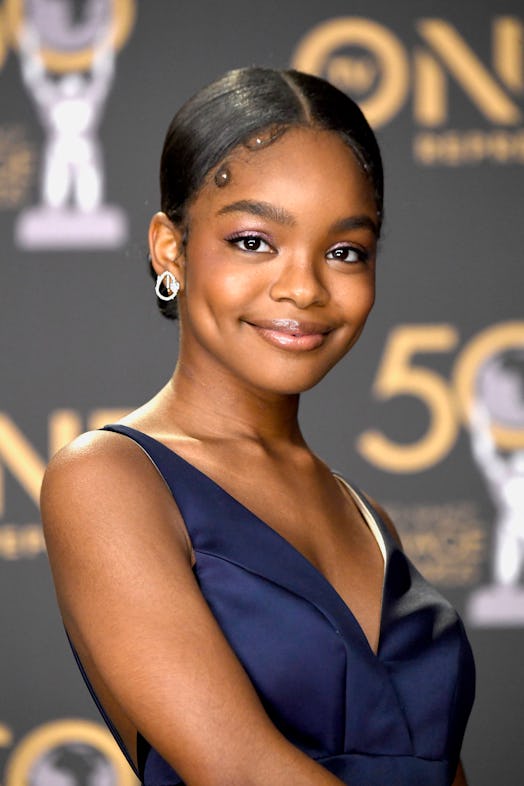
(152, 67, 383, 319)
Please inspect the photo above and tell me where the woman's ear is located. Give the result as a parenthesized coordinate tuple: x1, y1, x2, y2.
(148, 212, 186, 287)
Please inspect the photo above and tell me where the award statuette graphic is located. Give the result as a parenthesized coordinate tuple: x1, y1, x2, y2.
(4, 718, 139, 786)
(13, 0, 130, 250)
(466, 347, 524, 626)
(26, 743, 116, 786)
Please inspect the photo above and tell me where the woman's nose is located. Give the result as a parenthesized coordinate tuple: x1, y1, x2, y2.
(269, 256, 329, 309)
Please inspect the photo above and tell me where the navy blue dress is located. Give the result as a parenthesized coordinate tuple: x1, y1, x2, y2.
(70, 424, 475, 786)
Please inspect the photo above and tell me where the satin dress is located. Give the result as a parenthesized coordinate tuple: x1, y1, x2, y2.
(69, 424, 475, 786)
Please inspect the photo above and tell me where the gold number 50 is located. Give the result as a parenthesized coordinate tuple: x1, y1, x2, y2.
(357, 325, 459, 472)
(357, 321, 524, 473)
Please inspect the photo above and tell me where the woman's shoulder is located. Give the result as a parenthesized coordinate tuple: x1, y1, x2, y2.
(40, 427, 179, 542)
(42, 427, 149, 498)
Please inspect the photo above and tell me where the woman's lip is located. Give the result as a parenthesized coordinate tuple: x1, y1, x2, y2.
(245, 319, 333, 351)
(247, 319, 333, 335)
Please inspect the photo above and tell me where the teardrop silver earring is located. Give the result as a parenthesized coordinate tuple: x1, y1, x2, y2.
(155, 270, 180, 301)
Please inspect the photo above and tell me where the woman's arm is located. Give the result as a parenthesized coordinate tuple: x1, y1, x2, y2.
(41, 431, 346, 786)
(452, 761, 468, 786)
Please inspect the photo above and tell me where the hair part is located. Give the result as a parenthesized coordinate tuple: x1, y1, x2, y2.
(151, 66, 384, 319)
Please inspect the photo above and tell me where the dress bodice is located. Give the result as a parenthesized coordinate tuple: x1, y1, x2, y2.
(70, 424, 475, 786)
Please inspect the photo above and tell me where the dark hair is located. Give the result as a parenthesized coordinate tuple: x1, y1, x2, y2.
(151, 66, 383, 319)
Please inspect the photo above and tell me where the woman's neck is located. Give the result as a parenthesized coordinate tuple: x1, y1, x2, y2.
(159, 357, 305, 447)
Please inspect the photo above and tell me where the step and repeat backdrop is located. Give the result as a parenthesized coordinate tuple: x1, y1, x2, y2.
(1, 1, 523, 784)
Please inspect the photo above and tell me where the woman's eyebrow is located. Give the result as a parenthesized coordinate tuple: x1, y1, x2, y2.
(217, 200, 296, 226)
(217, 201, 378, 237)
(331, 215, 379, 237)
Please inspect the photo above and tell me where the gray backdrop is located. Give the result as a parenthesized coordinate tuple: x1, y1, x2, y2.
(1, 1, 523, 784)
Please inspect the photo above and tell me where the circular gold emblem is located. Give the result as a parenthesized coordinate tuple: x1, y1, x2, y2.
(292, 17, 409, 127)
(5, 719, 138, 786)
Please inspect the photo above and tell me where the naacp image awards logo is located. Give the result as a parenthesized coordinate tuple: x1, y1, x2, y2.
(466, 346, 524, 625)
(11, 0, 135, 250)
(4, 719, 138, 786)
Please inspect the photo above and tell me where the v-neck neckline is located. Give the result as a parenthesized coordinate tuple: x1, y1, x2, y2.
(104, 424, 393, 657)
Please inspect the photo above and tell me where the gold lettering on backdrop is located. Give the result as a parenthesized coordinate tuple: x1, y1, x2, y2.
(416, 19, 521, 126)
(291, 17, 410, 127)
(48, 410, 83, 459)
(0, 4, 7, 69)
(357, 325, 460, 472)
(413, 128, 524, 165)
(4, 719, 139, 786)
(359, 322, 524, 473)
(0, 414, 47, 515)
(0, 409, 131, 517)
(386, 501, 486, 586)
(493, 17, 523, 93)
(0, 722, 13, 747)
(88, 409, 131, 430)
(291, 16, 523, 151)
(0, 523, 45, 559)
(0, 125, 36, 209)
(413, 49, 447, 127)
(326, 55, 376, 93)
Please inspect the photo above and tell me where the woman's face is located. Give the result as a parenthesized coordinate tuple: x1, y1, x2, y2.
(176, 126, 378, 396)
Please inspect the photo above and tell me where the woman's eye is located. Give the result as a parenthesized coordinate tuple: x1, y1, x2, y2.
(229, 235, 272, 253)
(326, 245, 368, 263)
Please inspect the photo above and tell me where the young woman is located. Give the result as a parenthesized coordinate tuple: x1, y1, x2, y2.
(41, 67, 475, 786)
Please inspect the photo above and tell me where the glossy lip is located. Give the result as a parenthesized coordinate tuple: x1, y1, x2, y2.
(245, 318, 334, 351)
